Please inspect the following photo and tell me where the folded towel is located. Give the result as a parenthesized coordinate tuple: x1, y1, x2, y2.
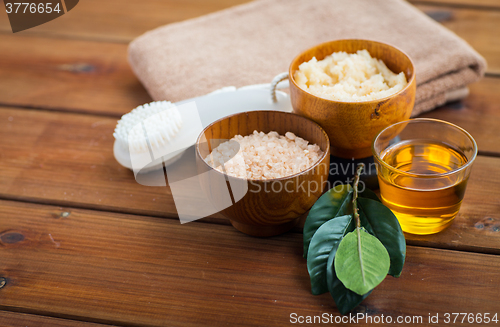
(128, 0, 486, 116)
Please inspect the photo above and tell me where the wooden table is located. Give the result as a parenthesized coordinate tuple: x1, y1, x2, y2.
(1, 1, 499, 326)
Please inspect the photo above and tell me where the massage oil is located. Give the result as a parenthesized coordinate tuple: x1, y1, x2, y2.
(378, 139, 469, 234)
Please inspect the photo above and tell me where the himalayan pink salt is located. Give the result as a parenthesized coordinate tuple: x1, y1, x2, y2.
(205, 130, 324, 180)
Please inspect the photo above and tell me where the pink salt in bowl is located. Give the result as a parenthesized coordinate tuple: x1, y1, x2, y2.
(195, 110, 330, 237)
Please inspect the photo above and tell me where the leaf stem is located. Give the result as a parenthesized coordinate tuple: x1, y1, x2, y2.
(356, 225, 366, 285)
(353, 163, 365, 284)
(352, 163, 365, 228)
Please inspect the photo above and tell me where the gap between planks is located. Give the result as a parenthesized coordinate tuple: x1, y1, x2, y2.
(0, 193, 229, 226)
(0, 103, 124, 119)
(410, 0, 500, 11)
(0, 309, 122, 327)
(0, 192, 499, 257)
(0, 29, 133, 45)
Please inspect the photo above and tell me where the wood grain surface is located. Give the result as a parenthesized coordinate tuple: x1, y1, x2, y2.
(0, 0, 252, 42)
(465, 77, 500, 116)
(1, 0, 499, 325)
(0, 34, 151, 116)
(0, 311, 114, 327)
(0, 107, 235, 224)
(0, 2, 497, 75)
(0, 106, 499, 252)
(404, 155, 500, 253)
(0, 200, 499, 327)
(415, 4, 500, 75)
(411, 0, 500, 9)
(0, 4, 498, 117)
(420, 104, 500, 157)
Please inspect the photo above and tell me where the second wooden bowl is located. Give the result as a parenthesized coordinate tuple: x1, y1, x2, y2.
(195, 110, 330, 237)
(289, 39, 416, 159)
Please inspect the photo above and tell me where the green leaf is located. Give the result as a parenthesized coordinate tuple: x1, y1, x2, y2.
(358, 197, 406, 277)
(323, 188, 385, 314)
(303, 184, 352, 258)
(358, 187, 382, 203)
(334, 228, 390, 296)
(326, 239, 371, 315)
(307, 214, 353, 295)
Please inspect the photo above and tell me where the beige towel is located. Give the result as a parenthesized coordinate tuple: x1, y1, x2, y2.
(128, 0, 486, 116)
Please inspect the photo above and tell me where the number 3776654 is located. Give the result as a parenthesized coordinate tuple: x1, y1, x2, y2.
(5, 2, 62, 14)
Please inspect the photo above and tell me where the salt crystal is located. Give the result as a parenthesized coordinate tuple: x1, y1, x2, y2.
(205, 131, 324, 180)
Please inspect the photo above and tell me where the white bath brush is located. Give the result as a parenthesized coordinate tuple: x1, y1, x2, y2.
(113, 79, 293, 175)
(113, 101, 186, 172)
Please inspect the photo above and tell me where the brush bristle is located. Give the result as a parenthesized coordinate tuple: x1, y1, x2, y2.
(113, 101, 183, 153)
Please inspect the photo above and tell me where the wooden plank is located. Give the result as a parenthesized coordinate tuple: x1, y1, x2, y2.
(404, 156, 500, 253)
(0, 28, 498, 119)
(0, 0, 251, 42)
(465, 76, 500, 116)
(0, 311, 114, 327)
(0, 34, 151, 116)
(410, 79, 500, 250)
(416, 77, 500, 139)
(410, 0, 500, 9)
(0, 14, 498, 118)
(418, 97, 500, 157)
(0, 2, 498, 76)
(0, 107, 178, 219)
(417, 78, 500, 156)
(414, 4, 500, 74)
(1, 107, 500, 253)
(0, 200, 499, 327)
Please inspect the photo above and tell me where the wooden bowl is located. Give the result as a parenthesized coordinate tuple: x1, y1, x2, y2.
(195, 111, 330, 237)
(289, 39, 416, 159)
